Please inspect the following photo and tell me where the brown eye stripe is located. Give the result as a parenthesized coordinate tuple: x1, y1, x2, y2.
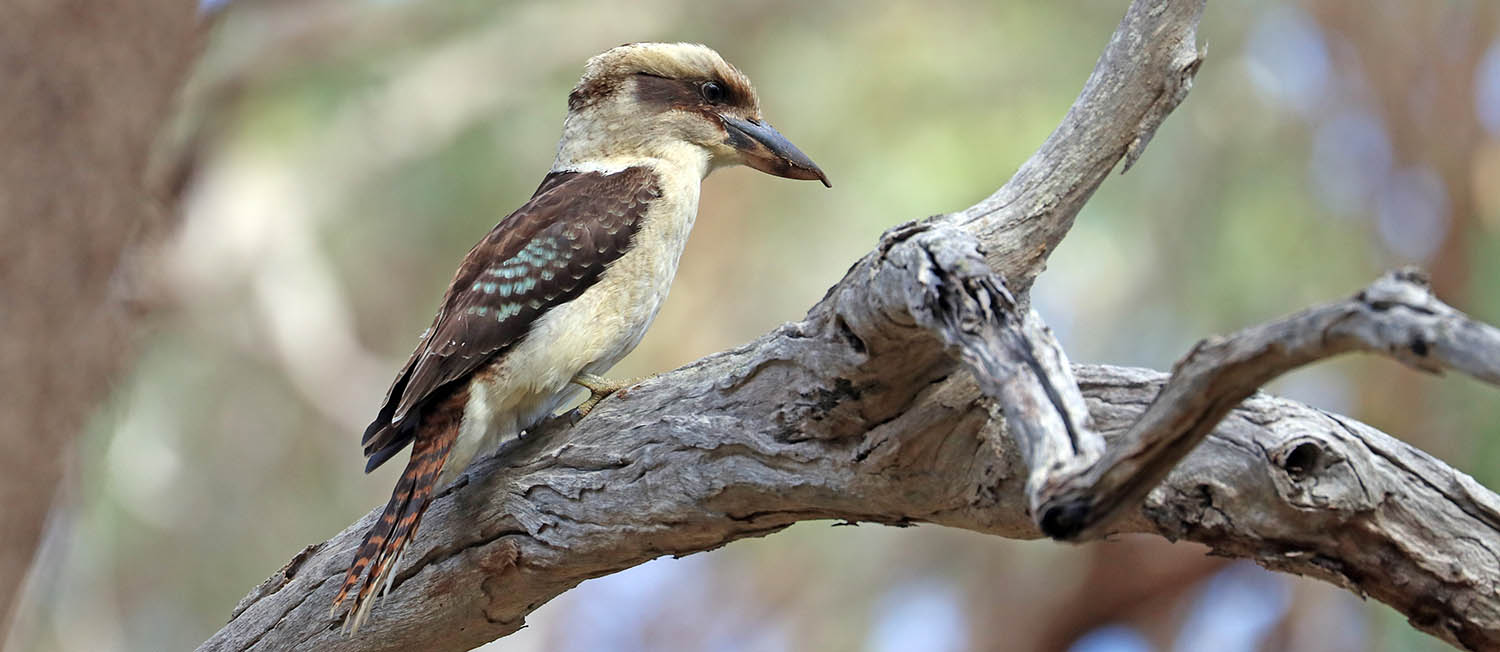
(632, 73, 752, 110)
(632, 73, 702, 109)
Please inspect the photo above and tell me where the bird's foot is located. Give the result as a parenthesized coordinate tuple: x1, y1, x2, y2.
(570, 372, 644, 420)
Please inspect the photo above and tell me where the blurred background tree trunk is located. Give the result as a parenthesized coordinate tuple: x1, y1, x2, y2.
(1307, 0, 1498, 465)
(0, 0, 205, 643)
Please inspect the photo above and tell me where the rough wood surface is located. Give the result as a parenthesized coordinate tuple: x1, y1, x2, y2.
(1036, 269, 1500, 542)
(197, 0, 1500, 650)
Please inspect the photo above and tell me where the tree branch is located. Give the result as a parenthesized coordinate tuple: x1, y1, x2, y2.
(951, 0, 1204, 298)
(197, 0, 1500, 650)
(1078, 364, 1500, 650)
(1035, 268, 1500, 542)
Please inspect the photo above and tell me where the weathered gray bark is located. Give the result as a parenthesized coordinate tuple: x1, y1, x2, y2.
(198, 0, 1500, 650)
(1031, 269, 1500, 543)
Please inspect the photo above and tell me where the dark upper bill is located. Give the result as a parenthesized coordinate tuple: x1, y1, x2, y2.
(721, 115, 830, 188)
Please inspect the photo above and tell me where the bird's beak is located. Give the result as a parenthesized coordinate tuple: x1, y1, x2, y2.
(720, 115, 830, 188)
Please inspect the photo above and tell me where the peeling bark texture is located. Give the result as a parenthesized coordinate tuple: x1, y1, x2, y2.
(200, 0, 1500, 650)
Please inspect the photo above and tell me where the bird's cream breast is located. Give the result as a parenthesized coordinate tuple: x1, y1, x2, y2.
(522, 162, 701, 385)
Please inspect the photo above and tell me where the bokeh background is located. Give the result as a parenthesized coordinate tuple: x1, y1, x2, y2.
(8, 0, 1500, 650)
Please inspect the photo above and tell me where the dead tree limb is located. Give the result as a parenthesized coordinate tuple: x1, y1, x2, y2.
(197, 0, 1500, 650)
(1033, 268, 1500, 542)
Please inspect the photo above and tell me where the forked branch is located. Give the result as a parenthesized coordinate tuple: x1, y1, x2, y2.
(1020, 269, 1500, 542)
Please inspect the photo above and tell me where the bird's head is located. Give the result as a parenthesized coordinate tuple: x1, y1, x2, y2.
(558, 42, 829, 187)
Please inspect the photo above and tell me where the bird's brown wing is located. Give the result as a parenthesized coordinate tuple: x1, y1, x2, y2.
(359, 167, 660, 471)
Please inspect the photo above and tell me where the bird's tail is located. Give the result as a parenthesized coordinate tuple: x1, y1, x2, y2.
(330, 393, 464, 634)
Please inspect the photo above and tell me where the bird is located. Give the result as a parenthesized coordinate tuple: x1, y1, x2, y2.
(329, 42, 829, 631)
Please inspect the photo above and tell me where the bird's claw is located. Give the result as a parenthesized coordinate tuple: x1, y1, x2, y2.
(569, 372, 645, 421)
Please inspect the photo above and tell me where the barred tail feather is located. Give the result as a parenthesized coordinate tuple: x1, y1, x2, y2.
(329, 464, 413, 617)
(331, 388, 465, 633)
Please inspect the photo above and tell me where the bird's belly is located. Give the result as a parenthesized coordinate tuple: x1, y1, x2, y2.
(524, 229, 681, 384)
(444, 257, 674, 485)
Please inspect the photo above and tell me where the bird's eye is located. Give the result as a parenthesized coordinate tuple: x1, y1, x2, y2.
(700, 81, 726, 105)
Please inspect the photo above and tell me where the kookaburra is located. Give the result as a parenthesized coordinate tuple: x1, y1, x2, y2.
(330, 43, 827, 629)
